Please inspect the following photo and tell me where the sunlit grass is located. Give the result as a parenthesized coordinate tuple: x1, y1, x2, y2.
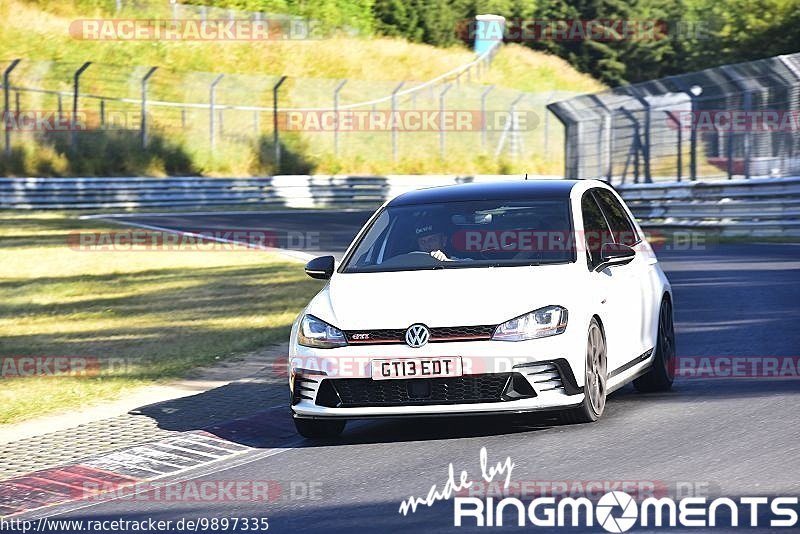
(0, 212, 324, 424)
(0, 1, 603, 176)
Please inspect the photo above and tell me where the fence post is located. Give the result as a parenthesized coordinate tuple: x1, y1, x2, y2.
(629, 88, 652, 183)
(391, 81, 405, 161)
(71, 62, 91, 151)
(664, 111, 682, 182)
(742, 90, 753, 179)
(439, 83, 452, 159)
(589, 96, 610, 180)
(543, 91, 555, 154)
(208, 74, 224, 153)
(3, 59, 21, 156)
(670, 77, 701, 180)
(480, 85, 494, 149)
(140, 66, 157, 148)
(333, 79, 347, 156)
(99, 99, 105, 128)
(508, 93, 526, 159)
(272, 75, 287, 172)
(607, 112, 615, 181)
(720, 66, 756, 179)
(726, 126, 734, 180)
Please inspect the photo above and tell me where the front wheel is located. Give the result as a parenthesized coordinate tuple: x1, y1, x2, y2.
(634, 297, 676, 392)
(561, 318, 607, 424)
(293, 418, 346, 439)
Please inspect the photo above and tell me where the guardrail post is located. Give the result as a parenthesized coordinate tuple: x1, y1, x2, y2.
(439, 83, 453, 159)
(3, 59, 21, 156)
(141, 66, 157, 148)
(333, 79, 347, 156)
(391, 81, 405, 161)
(273, 75, 287, 172)
(209, 74, 224, 153)
(480, 85, 494, 149)
(71, 62, 91, 151)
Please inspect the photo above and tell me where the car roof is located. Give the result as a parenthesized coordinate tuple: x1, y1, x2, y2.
(386, 179, 583, 206)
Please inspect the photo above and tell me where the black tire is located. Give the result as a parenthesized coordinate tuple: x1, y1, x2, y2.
(293, 418, 346, 439)
(634, 296, 676, 393)
(561, 318, 607, 424)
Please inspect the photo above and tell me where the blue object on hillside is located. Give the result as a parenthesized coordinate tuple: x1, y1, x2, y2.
(473, 14, 506, 55)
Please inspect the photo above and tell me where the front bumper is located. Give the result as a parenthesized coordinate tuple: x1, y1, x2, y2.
(292, 389, 585, 419)
(288, 335, 586, 419)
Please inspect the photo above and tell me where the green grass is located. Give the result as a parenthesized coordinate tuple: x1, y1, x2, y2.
(0, 212, 323, 424)
(0, 0, 603, 176)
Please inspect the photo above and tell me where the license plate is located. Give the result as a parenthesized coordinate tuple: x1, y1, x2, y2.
(371, 357, 463, 381)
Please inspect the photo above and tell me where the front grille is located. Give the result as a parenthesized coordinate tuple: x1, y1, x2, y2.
(344, 324, 496, 344)
(317, 372, 534, 408)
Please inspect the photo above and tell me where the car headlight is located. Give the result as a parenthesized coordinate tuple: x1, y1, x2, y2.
(298, 314, 347, 348)
(492, 305, 568, 341)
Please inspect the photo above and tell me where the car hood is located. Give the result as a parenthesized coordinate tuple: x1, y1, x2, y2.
(306, 264, 582, 329)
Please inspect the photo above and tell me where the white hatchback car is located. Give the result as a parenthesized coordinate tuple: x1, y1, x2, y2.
(289, 179, 674, 438)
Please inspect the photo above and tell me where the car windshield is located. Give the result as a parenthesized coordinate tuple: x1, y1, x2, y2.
(341, 199, 575, 273)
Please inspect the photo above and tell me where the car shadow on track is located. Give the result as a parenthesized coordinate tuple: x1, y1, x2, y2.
(129, 376, 798, 449)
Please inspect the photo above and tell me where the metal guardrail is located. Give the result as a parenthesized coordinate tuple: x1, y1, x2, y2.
(618, 176, 800, 235)
(2, 175, 799, 236)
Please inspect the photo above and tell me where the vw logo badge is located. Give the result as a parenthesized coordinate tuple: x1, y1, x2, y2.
(405, 324, 430, 348)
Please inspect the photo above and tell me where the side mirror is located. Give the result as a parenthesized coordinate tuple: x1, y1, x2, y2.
(596, 243, 635, 271)
(304, 255, 335, 280)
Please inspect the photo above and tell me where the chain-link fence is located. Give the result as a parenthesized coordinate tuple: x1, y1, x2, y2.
(1, 44, 578, 175)
(548, 52, 800, 183)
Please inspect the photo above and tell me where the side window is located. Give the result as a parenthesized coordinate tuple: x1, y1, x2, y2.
(581, 192, 614, 270)
(594, 189, 639, 246)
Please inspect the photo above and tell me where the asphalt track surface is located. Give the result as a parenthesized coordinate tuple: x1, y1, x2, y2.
(27, 210, 800, 532)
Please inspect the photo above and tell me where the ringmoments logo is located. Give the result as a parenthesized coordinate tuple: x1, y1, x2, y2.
(397, 448, 799, 530)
